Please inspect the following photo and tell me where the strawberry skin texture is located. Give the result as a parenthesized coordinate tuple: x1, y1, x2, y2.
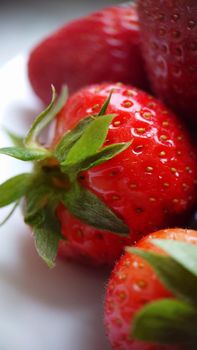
(28, 4, 148, 105)
(138, 0, 197, 123)
(55, 83, 197, 265)
(104, 228, 197, 350)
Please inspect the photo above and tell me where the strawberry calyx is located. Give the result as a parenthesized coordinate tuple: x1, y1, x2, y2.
(0, 87, 130, 267)
(127, 240, 197, 347)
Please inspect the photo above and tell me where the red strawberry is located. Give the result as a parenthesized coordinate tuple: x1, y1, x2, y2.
(104, 228, 197, 350)
(55, 83, 197, 265)
(28, 3, 148, 105)
(0, 83, 196, 267)
(137, 0, 197, 123)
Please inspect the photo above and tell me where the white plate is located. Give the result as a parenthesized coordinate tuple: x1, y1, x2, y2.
(0, 55, 111, 350)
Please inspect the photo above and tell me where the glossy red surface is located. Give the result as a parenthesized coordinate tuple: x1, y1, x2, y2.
(54, 83, 197, 265)
(104, 228, 197, 350)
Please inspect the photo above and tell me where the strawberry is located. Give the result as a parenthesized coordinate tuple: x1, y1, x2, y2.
(137, 0, 197, 123)
(104, 228, 197, 350)
(28, 3, 148, 105)
(0, 83, 196, 267)
(55, 83, 197, 264)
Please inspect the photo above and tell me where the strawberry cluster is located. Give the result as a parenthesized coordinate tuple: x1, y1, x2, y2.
(0, 1, 197, 349)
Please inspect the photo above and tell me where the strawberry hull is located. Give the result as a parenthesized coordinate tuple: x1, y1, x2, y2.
(138, 0, 197, 123)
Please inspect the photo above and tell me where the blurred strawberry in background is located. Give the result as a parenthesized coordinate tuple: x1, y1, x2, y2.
(138, 0, 197, 124)
(28, 3, 149, 104)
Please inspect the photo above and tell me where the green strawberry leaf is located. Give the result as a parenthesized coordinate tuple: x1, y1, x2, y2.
(25, 85, 68, 148)
(54, 115, 96, 162)
(30, 204, 62, 268)
(61, 114, 116, 170)
(64, 142, 131, 173)
(3, 128, 24, 147)
(62, 183, 129, 235)
(153, 239, 197, 276)
(0, 147, 51, 161)
(55, 90, 114, 162)
(78, 142, 131, 171)
(24, 182, 64, 267)
(0, 202, 19, 226)
(24, 182, 53, 222)
(132, 298, 197, 345)
(98, 90, 113, 116)
(127, 247, 197, 306)
(25, 85, 56, 147)
(0, 174, 33, 208)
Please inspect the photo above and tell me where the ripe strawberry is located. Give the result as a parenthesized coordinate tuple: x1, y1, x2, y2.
(104, 228, 197, 350)
(55, 83, 197, 264)
(0, 83, 196, 267)
(137, 0, 197, 123)
(28, 3, 148, 105)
